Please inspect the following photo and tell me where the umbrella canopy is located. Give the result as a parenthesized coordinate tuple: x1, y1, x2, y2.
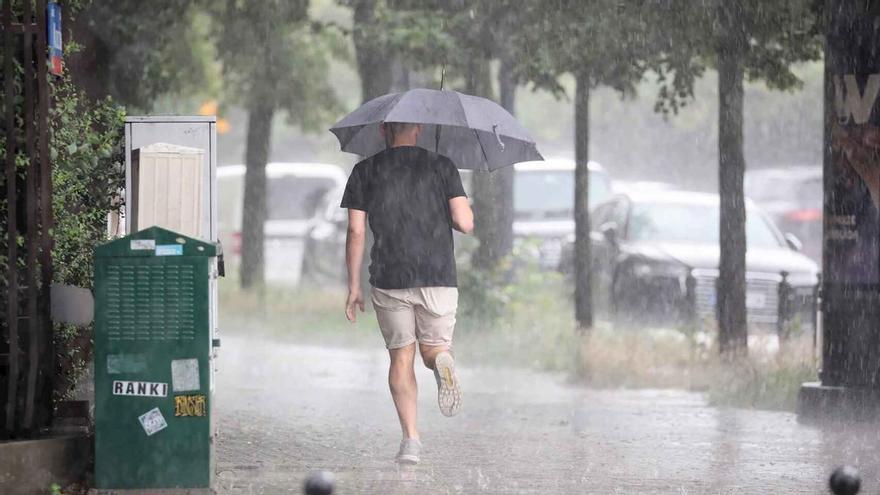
(330, 88, 543, 171)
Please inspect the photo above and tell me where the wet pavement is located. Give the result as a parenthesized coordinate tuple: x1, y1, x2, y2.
(214, 336, 880, 494)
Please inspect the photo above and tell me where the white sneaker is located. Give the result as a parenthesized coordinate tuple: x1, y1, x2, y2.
(397, 438, 421, 464)
(433, 351, 462, 417)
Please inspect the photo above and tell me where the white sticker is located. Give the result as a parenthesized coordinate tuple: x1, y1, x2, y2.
(138, 407, 168, 436)
(113, 380, 168, 397)
(107, 354, 148, 374)
(171, 359, 200, 392)
(155, 244, 184, 256)
(130, 239, 156, 250)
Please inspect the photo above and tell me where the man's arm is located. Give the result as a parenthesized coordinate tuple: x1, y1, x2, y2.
(345, 209, 367, 322)
(449, 196, 474, 234)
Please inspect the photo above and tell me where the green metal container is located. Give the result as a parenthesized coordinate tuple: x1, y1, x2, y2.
(94, 227, 217, 490)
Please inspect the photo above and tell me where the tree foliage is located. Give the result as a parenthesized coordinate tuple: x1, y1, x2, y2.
(653, 0, 822, 114)
(210, 0, 343, 287)
(67, 0, 213, 109)
(49, 75, 126, 397)
(211, 0, 343, 130)
(675, 0, 821, 356)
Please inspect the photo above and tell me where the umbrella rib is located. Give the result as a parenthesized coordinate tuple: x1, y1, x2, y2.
(472, 128, 491, 172)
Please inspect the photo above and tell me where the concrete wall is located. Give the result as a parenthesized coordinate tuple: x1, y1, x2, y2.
(0, 435, 90, 495)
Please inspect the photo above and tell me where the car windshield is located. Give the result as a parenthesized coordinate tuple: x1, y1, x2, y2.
(515, 170, 611, 219)
(267, 176, 337, 220)
(628, 201, 782, 248)
(745, 173, 822, 209)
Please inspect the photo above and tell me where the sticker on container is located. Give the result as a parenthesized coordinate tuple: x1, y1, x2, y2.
(113, 380, 168, 397)
(130, 239, 156, 250)
(106, 354, 148, 374)
(138, 407, 168, 436)
(174, 394, 207, 417)
(171, 358, 200, 392)
(155, 244, 184, 256)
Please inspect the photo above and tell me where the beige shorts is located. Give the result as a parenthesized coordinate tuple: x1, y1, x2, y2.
(371, 287, 458, 350)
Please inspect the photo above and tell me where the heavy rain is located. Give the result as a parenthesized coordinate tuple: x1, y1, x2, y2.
(1, 1, 879, 494)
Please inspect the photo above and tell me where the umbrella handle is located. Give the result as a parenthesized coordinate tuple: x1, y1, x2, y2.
(492, 125, 506, 151)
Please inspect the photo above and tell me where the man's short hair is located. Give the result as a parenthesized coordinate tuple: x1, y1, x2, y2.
(384, 122, 420, 135)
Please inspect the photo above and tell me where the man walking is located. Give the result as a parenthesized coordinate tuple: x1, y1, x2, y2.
(341, 121, 474, 464)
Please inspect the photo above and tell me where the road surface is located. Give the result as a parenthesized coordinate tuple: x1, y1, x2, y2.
(214, 336, 880, 494)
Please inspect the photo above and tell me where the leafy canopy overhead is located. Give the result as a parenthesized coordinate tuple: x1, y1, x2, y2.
(211, 0, 343, 128)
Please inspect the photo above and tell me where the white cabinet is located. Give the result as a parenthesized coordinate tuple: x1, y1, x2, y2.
(130, 143, 206, 239)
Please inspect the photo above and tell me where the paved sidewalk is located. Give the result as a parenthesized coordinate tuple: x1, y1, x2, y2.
(214, 336, 879, 494)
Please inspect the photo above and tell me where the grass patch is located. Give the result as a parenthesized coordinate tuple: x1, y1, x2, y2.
(217, 262, 579, 371)
(218, 262, 818, 413)
(218, 277, 381, 348)
(703, 339, 818, 411)
(577, 327, 819, 411)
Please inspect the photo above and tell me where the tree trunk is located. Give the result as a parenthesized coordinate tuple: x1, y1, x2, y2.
(475, 55, 516, 269)
(239, 102, 274, 289)
(468, 59, 513, 269)
(574, 71, 593, 331)
(352, 0, 393, 103)
(716, 3, 748, 357)
(499, 54, 516, 113)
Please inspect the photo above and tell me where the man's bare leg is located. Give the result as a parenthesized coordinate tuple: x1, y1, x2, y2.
(389, 343, 419, 439)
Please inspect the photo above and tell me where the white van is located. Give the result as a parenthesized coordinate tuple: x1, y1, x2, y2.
(513, 158, 612, 268)
(218, 162, 347, 286)
(459, 158, 613, 268)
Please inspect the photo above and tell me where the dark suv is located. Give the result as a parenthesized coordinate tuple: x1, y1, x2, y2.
(561, 190, 819, 332)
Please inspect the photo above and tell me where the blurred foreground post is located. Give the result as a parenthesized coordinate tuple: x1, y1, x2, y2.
(798, 1, 880, 422)
(304, 471, 335, 495)
(829, 466, 861, 495)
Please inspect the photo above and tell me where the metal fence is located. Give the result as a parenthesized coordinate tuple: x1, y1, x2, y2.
(1, 0, 55, 438)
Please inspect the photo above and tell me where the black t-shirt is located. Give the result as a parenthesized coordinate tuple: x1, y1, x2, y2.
(340, 146, 467, 289)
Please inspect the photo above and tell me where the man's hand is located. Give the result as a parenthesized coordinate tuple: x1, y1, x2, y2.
(345, 209, 367, 322)
(345, 288, 365, 322)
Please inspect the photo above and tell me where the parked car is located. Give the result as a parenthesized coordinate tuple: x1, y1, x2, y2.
(561, 190, 819, 331)
(612, 180, 675, 195)
(745, 167, 822, 262)
(302, 185, 348, 285)
(512, 158, 613, 268)
(217, 162, 347, 286)
(457, 159, 612, 268)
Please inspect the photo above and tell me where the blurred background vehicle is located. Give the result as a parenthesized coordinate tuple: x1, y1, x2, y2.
(302, 185, 348, 285)
(512, 158, 613, 268)
(745, 166, 822, 262)
(561, 190, 819, 333)
(218, 162, 347, 286)
(611, 180, 675, 195)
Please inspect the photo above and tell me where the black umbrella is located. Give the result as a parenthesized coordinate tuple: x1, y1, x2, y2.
(330, 88, 543, 171)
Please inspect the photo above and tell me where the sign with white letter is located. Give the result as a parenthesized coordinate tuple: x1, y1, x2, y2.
(112, 380, 169, 397)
